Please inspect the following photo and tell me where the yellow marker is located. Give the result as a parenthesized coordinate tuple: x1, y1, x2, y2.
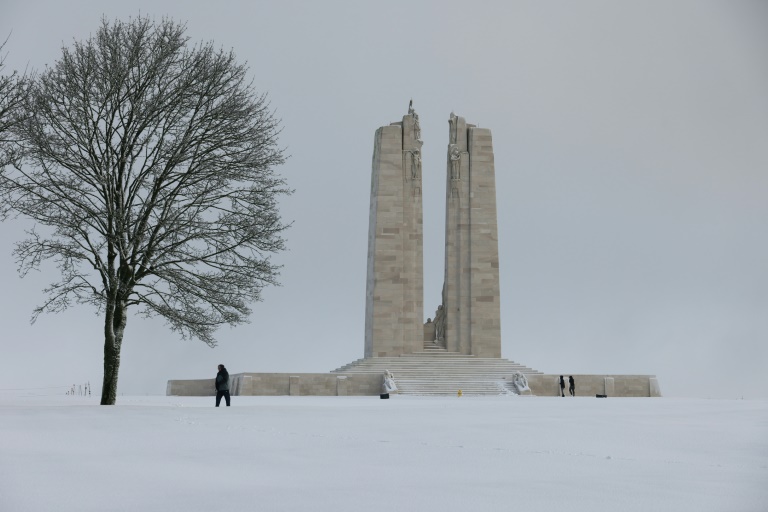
(457, 389, 463, 397)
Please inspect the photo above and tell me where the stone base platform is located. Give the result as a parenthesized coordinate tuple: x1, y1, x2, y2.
(167, 353, 661, 397)
(331, 353, 540, 395)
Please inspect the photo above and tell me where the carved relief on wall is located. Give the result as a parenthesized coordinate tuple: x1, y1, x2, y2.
(449, 144, 461, 181)
(408, 148, 422, 180)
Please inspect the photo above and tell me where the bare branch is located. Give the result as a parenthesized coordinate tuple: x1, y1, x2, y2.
(0, 18, 291, 402)
(0, 36, 28, 173)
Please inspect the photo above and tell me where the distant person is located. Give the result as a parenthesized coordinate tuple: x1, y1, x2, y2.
(569, 376, 575, 397)
(215, 364, 230, 407)
(559, 375, 565, 397)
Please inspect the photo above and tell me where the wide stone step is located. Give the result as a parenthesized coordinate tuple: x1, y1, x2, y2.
(331, 354, 540, 395)
(340, 364, 533, 368)
(395, 379, 510, 396)
(334, 365, 540, 374)
(337, 358, 530, 363)
(344, 363, 533, 366)
(397, 383, 502, 389)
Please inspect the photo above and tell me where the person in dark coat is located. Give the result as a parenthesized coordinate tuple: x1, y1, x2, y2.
(559, 375, 565, 397)
(568, 375, 575, 397)
(215, 364, 230, 407)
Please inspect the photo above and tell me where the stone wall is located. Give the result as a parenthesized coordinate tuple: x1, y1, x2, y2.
(166, 378, 216, 396)
(168, 373, 383, 397)
(526, 374, 661, 397)
(168, 373, 660, 397)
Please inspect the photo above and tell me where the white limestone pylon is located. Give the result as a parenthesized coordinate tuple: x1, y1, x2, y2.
(364, 106, 424, 357)
(438, 113, 502, 357)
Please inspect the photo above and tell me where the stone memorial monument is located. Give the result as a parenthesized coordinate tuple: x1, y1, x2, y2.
(365, 106, 502, 358)
(167, 103, 661, 398)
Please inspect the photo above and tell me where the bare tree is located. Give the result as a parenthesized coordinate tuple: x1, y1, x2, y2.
(0, 17, 290, 405)
(0, 36, 26, 167)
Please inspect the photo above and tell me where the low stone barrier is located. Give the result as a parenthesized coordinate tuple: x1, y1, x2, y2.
(167, 373, 660, 397)
(526, 374, 661, 397)
(167, 373, 382, 397)
(165, 378, 216, 396)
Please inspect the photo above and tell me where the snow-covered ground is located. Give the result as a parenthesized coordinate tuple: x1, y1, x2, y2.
(1, 395, 766, 512)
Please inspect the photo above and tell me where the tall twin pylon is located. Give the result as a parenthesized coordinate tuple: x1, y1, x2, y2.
(364, 104, 501, 359)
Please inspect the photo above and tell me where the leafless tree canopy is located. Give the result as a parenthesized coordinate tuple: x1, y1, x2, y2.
(0, 17, 290, 404)
(0, 37, 26, 167)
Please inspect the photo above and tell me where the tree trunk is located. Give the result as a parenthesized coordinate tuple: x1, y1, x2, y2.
(101, 297, 128, 405)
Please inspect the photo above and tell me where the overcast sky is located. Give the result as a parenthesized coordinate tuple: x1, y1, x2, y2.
(1, 0, 766, 399)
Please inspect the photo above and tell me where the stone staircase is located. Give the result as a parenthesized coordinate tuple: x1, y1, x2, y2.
(422, 341, 447, 353)
(331, 353, 542, 396)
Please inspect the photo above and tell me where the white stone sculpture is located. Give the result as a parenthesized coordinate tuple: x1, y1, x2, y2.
(449, 112, 458, 144)
(433, 304, 445, 342)
(408, 99, 422, 141)
(383, 370, 398, 393)
(510, 372, 530, 394)
(408, 149, 422, 179)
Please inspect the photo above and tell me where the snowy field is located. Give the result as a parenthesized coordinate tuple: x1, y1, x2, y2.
(1, 395, 766, 512)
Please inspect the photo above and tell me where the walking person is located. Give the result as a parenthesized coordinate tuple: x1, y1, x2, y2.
(568, 375, 575, 397)
(559, 375, 565, 397)
(215, 364, 230, 407)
